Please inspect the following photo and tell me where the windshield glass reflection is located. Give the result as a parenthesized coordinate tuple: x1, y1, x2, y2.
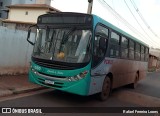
(33, 27, 92, 63)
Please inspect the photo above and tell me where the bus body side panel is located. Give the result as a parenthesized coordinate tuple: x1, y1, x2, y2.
(89, 58, 112, 95)
(88, 15, 148, 95)
(108, 58, 148, 88)
(88, 57, 148, 95)
(138, 61, 148, 80)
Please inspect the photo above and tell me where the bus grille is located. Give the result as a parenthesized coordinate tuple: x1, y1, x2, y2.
(33, 60, 75, 70)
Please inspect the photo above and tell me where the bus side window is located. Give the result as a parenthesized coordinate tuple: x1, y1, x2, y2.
(135, 43, 140, 60)
(129, 40, 134, 59)
(109, 31, 120, 57)
(145, 47, 149, 61)
(92, 25, 108, 67)
(121, 36, 128, 59)
(141, 45, 145, 61)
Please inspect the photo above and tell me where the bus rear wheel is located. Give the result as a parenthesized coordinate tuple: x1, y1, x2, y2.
(98, 77, 111, 101)
(131, 73, 139, 89)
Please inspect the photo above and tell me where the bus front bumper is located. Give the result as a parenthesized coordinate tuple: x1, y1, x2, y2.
(29, 69, 90, 96)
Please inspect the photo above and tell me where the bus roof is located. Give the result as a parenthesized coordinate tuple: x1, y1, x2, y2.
(92, 14, 149, 47)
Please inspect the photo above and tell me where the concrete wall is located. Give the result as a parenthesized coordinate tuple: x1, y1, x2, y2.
(8, 8, 48, 23)
(0, 26, 34, 75)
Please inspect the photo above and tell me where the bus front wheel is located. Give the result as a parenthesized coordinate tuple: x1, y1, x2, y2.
(98, 77, 111, 101)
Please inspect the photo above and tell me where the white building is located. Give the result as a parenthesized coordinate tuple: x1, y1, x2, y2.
(2, 4, 60, 30)
(0, 0, 51, 19)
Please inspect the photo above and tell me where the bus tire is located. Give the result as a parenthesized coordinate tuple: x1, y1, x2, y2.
(131, 73, 139, 89)
(98, 76, 111, 101)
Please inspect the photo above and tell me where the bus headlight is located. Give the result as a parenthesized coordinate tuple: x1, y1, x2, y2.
(31, 68, 37, 74)
(67, 71, 88, 81)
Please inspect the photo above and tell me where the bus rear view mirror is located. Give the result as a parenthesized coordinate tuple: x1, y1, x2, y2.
(27, 25, 38, 45)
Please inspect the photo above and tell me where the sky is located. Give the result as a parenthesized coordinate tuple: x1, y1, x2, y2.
(51, 0, 160, 49)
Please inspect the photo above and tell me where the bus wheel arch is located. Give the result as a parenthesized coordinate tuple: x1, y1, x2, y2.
(98, 72, 113, 101)
(106, 72, 113, 89)
(131, 71, 139, 89)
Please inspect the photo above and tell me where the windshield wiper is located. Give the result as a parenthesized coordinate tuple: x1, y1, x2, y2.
(49, 30, 55, 52)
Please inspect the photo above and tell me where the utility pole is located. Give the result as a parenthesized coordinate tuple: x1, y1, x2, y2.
(87, 0, 93, 14)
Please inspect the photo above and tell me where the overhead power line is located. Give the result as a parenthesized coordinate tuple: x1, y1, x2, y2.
(130, 0, 160, 39)
(99, 0, 142, 37)
(123, 0, 158, 44)
(97, 0, 159, 47)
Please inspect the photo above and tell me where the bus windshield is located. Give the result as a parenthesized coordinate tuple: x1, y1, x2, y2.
(33, 27, 92, 64)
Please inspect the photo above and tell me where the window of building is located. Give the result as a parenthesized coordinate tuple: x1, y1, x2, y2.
(25, 11, 28, 15)
(121, 36, 128, 58)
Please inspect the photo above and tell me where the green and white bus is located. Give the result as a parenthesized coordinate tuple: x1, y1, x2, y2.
(27, 12, 149, 100)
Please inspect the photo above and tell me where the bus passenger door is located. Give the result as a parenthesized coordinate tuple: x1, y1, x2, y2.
(89, 25, 109, 95)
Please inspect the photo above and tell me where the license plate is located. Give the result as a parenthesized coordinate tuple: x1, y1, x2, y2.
(44, 80, 54, 85)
